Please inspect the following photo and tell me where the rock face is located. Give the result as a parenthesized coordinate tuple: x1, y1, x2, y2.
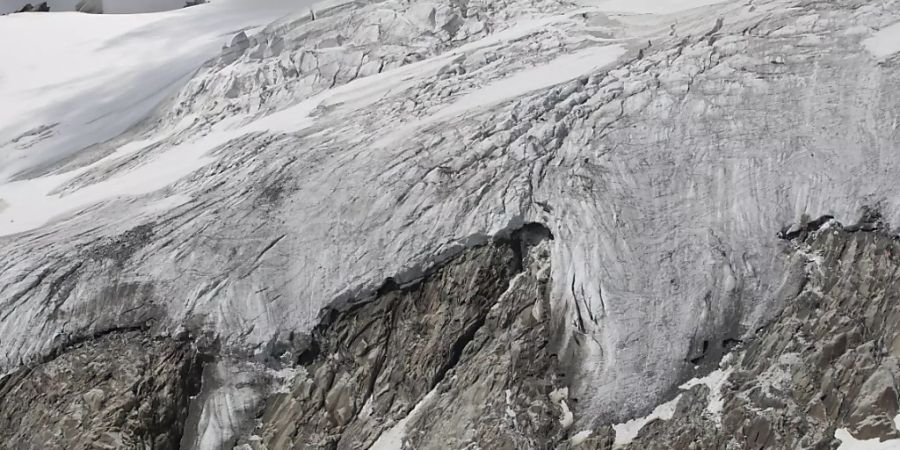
(0, 330, 202, 449)
(239, 224, 562, 449)
(75, 0, 102, 13)
(13, 2, 49, 12)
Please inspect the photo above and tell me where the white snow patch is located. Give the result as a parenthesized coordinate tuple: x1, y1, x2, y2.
(560, 399, 575, 428)
(863, 22, 900, 59)
(578, 0, 734, 14)
(613, 394, 680, 447)
(452, 13, 581, 54)
(570, 429, 593, 445)
(504, 389, 518, 420)
(835, 414, 900, 449)
(141, 193, 191, 213)
(680, 366, 734, 424)
(368, 388, 439, 450)
(374, 44, 625, 148)
(0, 124, 238, 236)
(435, 45, 627, 120)
(551, 387, 575, 429)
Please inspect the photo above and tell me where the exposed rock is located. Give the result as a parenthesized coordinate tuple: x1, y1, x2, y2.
(238, 224, 562, 449)
(0, 329, 202, 449)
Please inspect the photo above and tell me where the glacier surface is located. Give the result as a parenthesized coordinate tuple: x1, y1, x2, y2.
(1, 0, 900, 435)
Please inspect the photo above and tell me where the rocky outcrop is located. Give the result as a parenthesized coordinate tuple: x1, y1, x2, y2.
(236, 224, 563, 449)
(14, 2, 49, 12)
(0, 329, 202, 450)
(75, 0, 102, 14)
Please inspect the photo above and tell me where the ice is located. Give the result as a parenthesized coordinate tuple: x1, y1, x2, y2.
(0, 101, 316, 236)
(863, 22, 900, 59)
(612, 394, 680, 447)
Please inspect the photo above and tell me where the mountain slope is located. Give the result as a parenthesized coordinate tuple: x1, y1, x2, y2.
(1, 0, 900, 448)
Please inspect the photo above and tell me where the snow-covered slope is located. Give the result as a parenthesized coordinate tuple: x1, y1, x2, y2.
(2, 0, 900, 447)
(0, 0, 309, 182)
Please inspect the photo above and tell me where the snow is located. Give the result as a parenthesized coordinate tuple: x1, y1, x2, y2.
(0, 121, 231, 236)
(0, 13, 625, 237)
(612, 394, 680, 447)
(570, 429, 593, 445)
(368, 388, 439, 450)
(863, 22, 900, 59)
(188, 361, 266, 450)
(680, 366, 734, 424)
(0, 31, 476, 237)
(452, 13, 583, 54)
(577, 0, 735, 14)
(434, 45, 627, 120)
(550, 387, 575, 428)
(835, 415, 900, 449)
(0, 107, 308, 236)
(0, 0, 351, 236)
(374, 44, 626, 147)
(0, 0, 309, 182)
(613, 357, 734, 446)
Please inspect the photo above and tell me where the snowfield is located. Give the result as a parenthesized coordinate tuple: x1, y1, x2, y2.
(0, 0, 307, 182)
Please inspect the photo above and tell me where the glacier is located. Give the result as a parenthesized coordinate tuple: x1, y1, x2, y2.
(2, 0, 900, 448)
